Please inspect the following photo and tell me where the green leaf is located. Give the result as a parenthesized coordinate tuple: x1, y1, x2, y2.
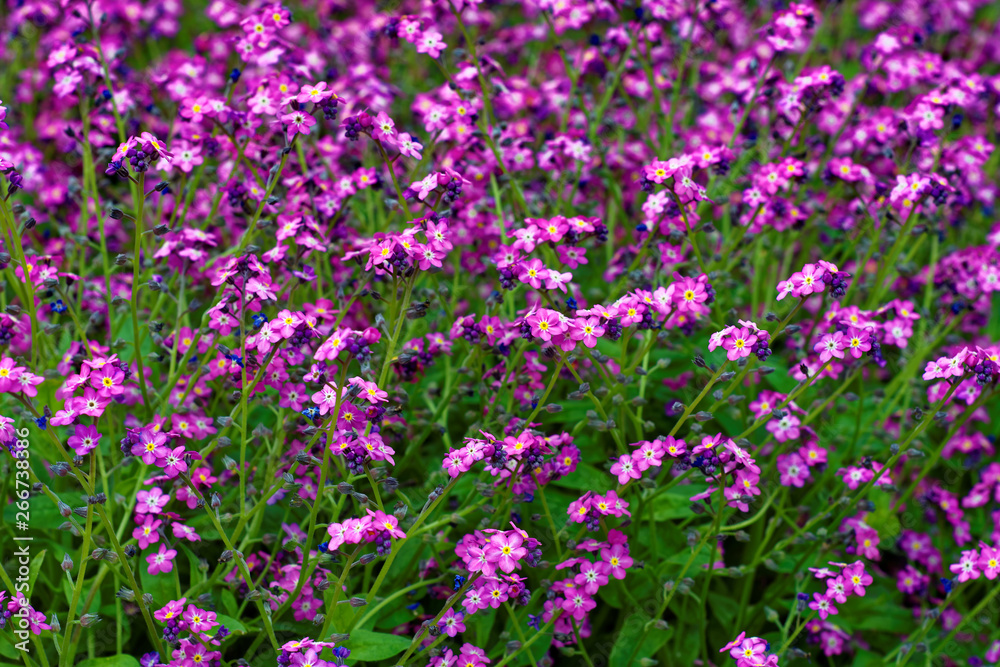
(140, 558, 178, 609)
(62, 577, 102, 617)
(75, 657, 141, 667)
(597, 578, 626, 609)
(342, 629, 412, 661)
(324, 601, 356, 635)
(708, 592, 740, 628)
(179, 544, 206, 588)
(221, 589, 238, 617)
(609, 612, 672, 667)
(554, 463, 611, 492)
(652, 485, 706, 520)
(4, 499, 63, 532)
(848, 596, 914, 633)
(853, 649, 886, 667)
(28, 548, 47, 591)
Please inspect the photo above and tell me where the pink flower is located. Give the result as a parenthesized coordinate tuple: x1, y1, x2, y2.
(481, 579, 508, 608)
(136, 486, 169, 515)
(575, 560, 610, 594)
(844, 327, 873, 358)
(154, 598, 186, 623)
(814, 332, 846, 362)
(978, 544, 1000, 580)
(183, 605, 217, 633)
(131, 428, 170, 465)
(350, 377, 388, 404)
(133, 517, 162, 549)
(296, 81, 330, 104)
(610, 454, 641, 485)
(367, 509, 406, 540)
(416, 29, 447, 58)
(373, 111, 396, 143)
(525, 309, 563, 341)
(67, 424, 102, 456)
(146, 543, 177, 575)
(789, 263, 826, 296)
(438, 608, 465, 638)
(950, 549, 982, 582)
(561, 590, 596, 621)
(842, 561, 873, 595)
(518, 259, 549, 289)
(155, 445, 189, 478)
(722, 326, 758, 361)
(397, 132, 423, 159)
(463, 587, 489, 614)
(729, 636, 766, 664)
(0, 357, 24, 392)
(280, 110, 317, 141)
(600, 543, 632, 579)
(486, 531, 527, 573)
(809, 592, 838, 619)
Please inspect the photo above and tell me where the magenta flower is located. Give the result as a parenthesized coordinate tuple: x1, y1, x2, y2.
(438, 608, 465, 638)
(367, 509, 406, 540)
(525, 309, 563, 341)
(978, 544, 1000, 580)
(280, 110, 317, 141)
(350, 377, 388, 404)
(183, 604, 217, 633)
(0, 357, 24, 391)
(575, 560, 610, 594)
(561, 590, 596, 621)
(153, 598, 186, 623)
(729, 636, 766, 664)
(133, 517, 161, 550)
(416, 28, 446, 58)
(482, 579, 509, 608)
(518, 258, 548, 289)
(814, 332, 846, 362)
(722, 326, 758, 361)
(600, 543, 632, 580)
(131, 428, 170, 465)
(610, 454, 641, 485)
(155, 445, 189, 478)
(373, 111, 396, 143)
(146, 543, 177, 576)
(486, 531, 527, 573)
(136, 486, 169, 515)
(842, 561, 873, 596)
(950, 549, 982, 582)
(90, 364, 125, 397)
(67, 424, 102, 456)
(463, 587, 489, 614)
(809, 592, 838, 620)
